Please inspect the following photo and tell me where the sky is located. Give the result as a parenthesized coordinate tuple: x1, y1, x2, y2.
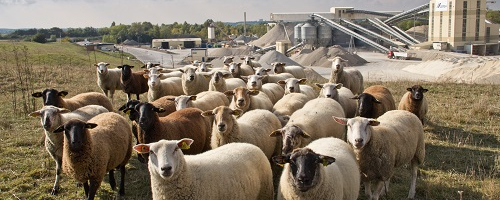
(0, 0, 498, 29)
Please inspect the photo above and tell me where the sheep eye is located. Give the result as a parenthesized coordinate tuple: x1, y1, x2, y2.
(174, 147, 179, 152)
(149, 150, 155, 155)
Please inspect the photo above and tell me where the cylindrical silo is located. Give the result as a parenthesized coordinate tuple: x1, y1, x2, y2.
(294, 23, 303, 45)
(317, 23, 332, 47)
(301, 22, 317, 45)
(208, 26, 215, 40)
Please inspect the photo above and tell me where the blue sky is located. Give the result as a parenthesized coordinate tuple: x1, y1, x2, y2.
(0, 0, 498, 29)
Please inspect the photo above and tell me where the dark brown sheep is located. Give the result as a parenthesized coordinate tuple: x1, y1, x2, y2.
(118, 64, 148, 101)
(32, 88, 114, 112)
(353, 85, 396, 118)
(398, 85, 428, 124)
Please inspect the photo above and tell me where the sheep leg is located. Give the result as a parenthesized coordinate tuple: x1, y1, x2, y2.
(126, 93, 131, 101)
(408, 161, 418, 199)
(109, 89, 115, 105)
(108, 169, 116, 190)
(135, 93, 140, 100)
(83, 181, 89, 197)
(363, 181, 372, 199)
(372, 180, 386, 200)
(87, 179, 101, 200)
(119, 164, 126, 196)
(50, 159, 62, 195)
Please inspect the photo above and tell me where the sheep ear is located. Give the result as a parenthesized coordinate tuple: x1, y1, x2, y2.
(237, 63, 241, 66)
(368, 119, 380, 126)
(240, 57, 245, 60)
(94, 63, 98, 67)
(406, 88, 412, 92)
(143, 74, 150, 79)
(118, 104, 127, 111)
(133, 144, 150, 154)
(222, 73, 232, 78)
(53, 125, 65, 133)
(106, 63, 110, 66)
(335, 84, 343, 89)
(141, 65, 147, 68)
(201, 110, 214, 117)
(298, 79, 307, 84)
(264, 68, 272, 72)
(177, 138, 194, 150)
(189, 96, 197, 101)
(332, 116, 348, 125)
(240, 76, 249, 82)
(231, 109, 243, 116)
(154, 107, 166, 113)
(129, 65, 135, 69)
(317, 155, 336, 166)
(32, 92, 43, 98)
(58, 108, 71, 114)
(29, 111, 41, 117)
(272, 154, 290, 166)
(351, 95, 359, 100)
(166, 97, 175, 101)
(277, 80, 286, 85)
(269, 129, 282, 137)
(123, 108, 132, 115)
(224, 91, 234, 97)
(423, 89, 428, 93)
(117, 65, 123, 69)
(85, 123, 98, 129)
(58, 91, 68, 97)
(373, 98, 381, 104)
(315, 83, 323, 88)
(300, 130, 311, 138)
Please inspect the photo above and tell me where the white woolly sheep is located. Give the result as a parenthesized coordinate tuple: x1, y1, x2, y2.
(224, 87, 273, 113)
(225, 62, 255, 79)
(241, 56, 262, 68)
(118, 64, 149, 100)
(242, 75, 285, 104)
(144, 67, 183, 79)
(196, 62, 213, 72)
(271, 62, 306, 79)
(208, 70, 246, 92)
(270, 98, 346, 155)
(273, 137, 360, 200)
(353, 85, 396, 118)
(333, 110, 425, 200)
(29, 105, 109, 195)
(180, 66, 212, 95)
(222, 56, 234, 66)
(141, 62, 161, 69)
(53, 112, 133, 199)
(328, 57, 364, 95)
(277, 78, 317, 100)
(95, 62, 122, 104)
(254, 67, 295, 84)
(272, 93, 311, 126)
(201, 106, 282, 159)
(316, 83, 357, 118)
(32, 89, 114, 112)
(133, 139, 274, 200)
(398, 85, 428, 125)
(144, 73, 184, 102)
(169, 91, 229, 111)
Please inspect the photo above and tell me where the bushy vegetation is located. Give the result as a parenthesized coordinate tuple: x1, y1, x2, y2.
(486, 10, 500, 23)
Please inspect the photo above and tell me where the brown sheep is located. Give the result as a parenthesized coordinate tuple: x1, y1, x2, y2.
(353, 85, 396, 118)
(118, 64, 148, 101)
(398, 85, 428, 124)
(32, 89, 114, 112)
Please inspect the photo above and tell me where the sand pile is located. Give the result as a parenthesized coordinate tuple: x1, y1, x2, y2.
(248, 23, 295, 47)
(291, 45, 367, 67)
(258, 50, 302, 69)
(208, 46, 255, 67)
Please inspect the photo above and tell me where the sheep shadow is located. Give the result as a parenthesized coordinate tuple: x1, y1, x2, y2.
(424, 120, 500, 149)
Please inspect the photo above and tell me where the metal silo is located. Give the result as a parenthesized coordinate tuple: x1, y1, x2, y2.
(301, 22, 317, 45)
(317, 22, 332, 47)
(294, 23, 303, 45)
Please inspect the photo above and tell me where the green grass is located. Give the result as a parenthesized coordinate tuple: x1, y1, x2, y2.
(0, 41, 498, 200)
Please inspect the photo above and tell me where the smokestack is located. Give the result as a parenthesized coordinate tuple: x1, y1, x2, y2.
(244, 12, 247, 36)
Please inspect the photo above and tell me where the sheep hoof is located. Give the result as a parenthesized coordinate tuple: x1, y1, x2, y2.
(50, 188, 58, 195)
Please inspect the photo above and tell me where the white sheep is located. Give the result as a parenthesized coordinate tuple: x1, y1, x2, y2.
(201, 106, 282, 159)
(208, 70, 246, 93)
(277, 78, 317, 100)
(254, 67, 295, 84)
(169, 91, 229, 111)
(271, 62, 306, 79)
(29, 105, 109, 195)
(141, 62, 161, 69)
(225, 62, 255, 78)
(95, 62, 122, 104)
(180, 66, 212, 95)
(316, 83, 357, 118)
(242, 75, 285, 104)
(144, 67, 183, 79)
(273, 137, 360, 200)
(329, 57, 364, 95)
(398, 85, 428, 125)
(196, 62, 212, 72)
(272, 93, 311, 126)
(54, 112, 133, 199)
(222, 56, 234, 66)
(144, 73, 184, 102)
(32, 89, 114, 112)
(333, 110, 425, 200)
(224, 87, 273, 113)
(133, 139, 274, 200)
(270, 98, 346, 155)
(241, 56, 262, 68)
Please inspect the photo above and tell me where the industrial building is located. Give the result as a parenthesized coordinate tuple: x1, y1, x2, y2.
(151, 38, 202, 49)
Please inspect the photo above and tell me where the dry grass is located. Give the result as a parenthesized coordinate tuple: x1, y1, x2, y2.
(0, 42, 498, 200)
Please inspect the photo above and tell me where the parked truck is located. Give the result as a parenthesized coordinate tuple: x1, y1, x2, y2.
(387, 50, 416, 60)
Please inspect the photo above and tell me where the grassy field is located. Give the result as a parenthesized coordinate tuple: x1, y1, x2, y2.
(0, 41, 498, 200)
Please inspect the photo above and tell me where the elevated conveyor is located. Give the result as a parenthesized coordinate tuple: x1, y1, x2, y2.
(340, 19, 405, 48)
(286, 42, 304, 54)
(384, 3, 429, 25)
(391, 25, 421, 44)
(311, 13, 389, 53)
(368, 18, 415, 45)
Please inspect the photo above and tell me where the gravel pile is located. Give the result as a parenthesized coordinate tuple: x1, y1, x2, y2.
(258, 50, 302, 69)
(248, 23, 296, 47)
(291, 45, 367, 67)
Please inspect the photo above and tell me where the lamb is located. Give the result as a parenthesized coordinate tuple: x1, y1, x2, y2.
(144, 73, 184, 102)
(272, 93, 311, 126)
(271, 62, 306, 79)
(277, 78, 317, 100)
(128, 102, 212, 156)
(208, 70, 246, 92)
(180, 66, 211, 95)
(398, 85, 429, 124)
(225, 62, 255, 79)
(316, 83, 357, 118)
(333, 110, 425, 200)
(241, 56, 262, 68)
(273, 137, 360, 200)
(329, 57, 364, 95)
(168, 91, 229, 111)
(353, 85, 396, 118)
(270, 98, 346, 155)
(118, 64, 149, 101)
(53, 112, 133, 200)
(133, 139, 274, 200)
(29, 105, 109, 195)
(254, 67, 295, 84)
(242, 74, 285, 104)
(224, 87, 273, 113)
(32, 89, 114, 112)
(95, 62, 122, 104)
(201, 106, 282, 159)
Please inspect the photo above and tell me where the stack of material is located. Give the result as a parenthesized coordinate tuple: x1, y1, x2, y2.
(248, 23, 296, 47)
(291, 45, 367, 67)
(258, 50, 302, 69)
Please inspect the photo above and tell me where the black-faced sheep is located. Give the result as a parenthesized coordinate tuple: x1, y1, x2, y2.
(273, 137, 360, 200)
(271, 62, 306, 79)
(353, 85, 396, 118)
(118, 64, 149, 101)
(333, 110, 425, 199)
(398, 85, 428, 124)
(95, 62, 122, 104)
(224, 87, 273, 113)
(32, 89, 114, 112)
(53, 112, 133, 200)
(329, 57, 364, 95)
(316, 83, 357, 118)
(133, 139, 274, 200)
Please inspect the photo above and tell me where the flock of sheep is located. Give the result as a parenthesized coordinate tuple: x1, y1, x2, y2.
(30, 55, 430, 200)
